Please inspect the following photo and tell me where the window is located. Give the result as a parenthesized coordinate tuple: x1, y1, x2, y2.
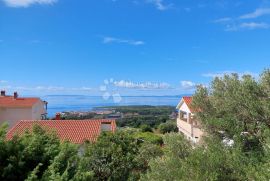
(180, 111, 188, 122)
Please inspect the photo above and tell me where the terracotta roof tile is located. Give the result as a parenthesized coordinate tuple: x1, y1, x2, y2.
(0, 96, 40, 108)
(6, 119, 116, 144)
(183, 96, 194, 112)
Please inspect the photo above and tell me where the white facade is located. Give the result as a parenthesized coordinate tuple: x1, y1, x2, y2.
(0, 99, 47, 129)
(176, 98, 204, 143)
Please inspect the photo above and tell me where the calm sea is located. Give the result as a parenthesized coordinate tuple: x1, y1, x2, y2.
(41, 95, 182, 117)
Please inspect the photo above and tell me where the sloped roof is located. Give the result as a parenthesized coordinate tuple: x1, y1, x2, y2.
(176, 96, 194, 112)
(6, 119, 116, 144)
(0, 96, 41, 108)
(183, 96, 193, 109)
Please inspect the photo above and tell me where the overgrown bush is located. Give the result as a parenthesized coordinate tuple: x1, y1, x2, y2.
(140, 124, 153, 132)
(143, 70, 270, 181)
(0, 124, 163, 181)
(158, 121, 178, 134)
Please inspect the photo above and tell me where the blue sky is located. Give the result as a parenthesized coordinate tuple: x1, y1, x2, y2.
(0, 0, 270, 96)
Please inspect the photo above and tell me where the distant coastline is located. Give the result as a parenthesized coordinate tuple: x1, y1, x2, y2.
(43, 95, 185, 117)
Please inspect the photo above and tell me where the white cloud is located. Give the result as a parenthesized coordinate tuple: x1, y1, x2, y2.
(225, 22, 269, 31)
(146, 0, 172, 11)
(2, 0, 57, 8)
(203, 71, 259, 78)
(38, 86, 63, 91)
(14, 86, 65, 91)
(239, 22, 269, 29)
(0, 85, 12, 90)
(214, 8, 270, 31)
(180, 81, 196, 90)
(82, 87, 92, 91)
(35, 86, 93, 92)
(113, 80, 171, 89)
(239, 8, 270, 19)
(103, 36, 145, 46)
(213, 17, 232, 23)
(0, 85, 93, 93)
(0, 80, 8, 83)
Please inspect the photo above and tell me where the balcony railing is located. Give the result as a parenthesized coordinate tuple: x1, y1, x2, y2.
(177, 118, 192, 136)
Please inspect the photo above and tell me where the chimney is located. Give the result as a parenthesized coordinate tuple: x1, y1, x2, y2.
(0, 90, 5, 96)
(55, 113, 61, 120)
(43, 101, 48, 110)
(14, 92, 18, 99)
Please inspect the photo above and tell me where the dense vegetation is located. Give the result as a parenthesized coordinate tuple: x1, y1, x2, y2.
(105, 105, 174, 115)
(112, 106, 175, 128)
(143, 69, 270, 180)
(1, 69, 270, 180)
(158, 121, 178, 134)
(0, 124, 163, 181)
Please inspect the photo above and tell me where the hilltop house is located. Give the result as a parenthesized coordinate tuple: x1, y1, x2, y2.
(0, 91, 47, 128)
(176, 96, 204, 143)
(6, 119, 116, 144)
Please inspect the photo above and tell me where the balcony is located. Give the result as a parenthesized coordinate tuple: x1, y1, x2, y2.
(177, 118, 193, 137)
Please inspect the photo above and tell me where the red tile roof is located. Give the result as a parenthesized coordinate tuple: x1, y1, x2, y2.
(6, 119, 116, 144)
(0, 96, 40, 108)
(182, 96, 194, 112)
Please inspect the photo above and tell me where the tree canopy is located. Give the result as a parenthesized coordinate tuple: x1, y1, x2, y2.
(0, 125, 163, 181)
(144, 69, 270, 181)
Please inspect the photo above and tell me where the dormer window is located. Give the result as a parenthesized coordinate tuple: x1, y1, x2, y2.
(101, 122, 112, 132)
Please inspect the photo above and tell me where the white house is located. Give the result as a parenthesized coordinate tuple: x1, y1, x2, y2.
(0, 91, 47, 128)
(176, 96, 204, 143)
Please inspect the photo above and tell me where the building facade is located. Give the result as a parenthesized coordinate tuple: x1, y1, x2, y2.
(0, 91, 47, 128)
(176, 96, 204, 143)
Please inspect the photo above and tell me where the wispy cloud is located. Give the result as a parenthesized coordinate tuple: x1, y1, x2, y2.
(214, 7, 270, 31)
(0, 85, 93, 93)
(0, 80, 8, 83)
(202, 71, 259, 78)
(103, 36, 145, 46)
(2, 0, 57, 8)
(113, 80, 171, 89)
(146, 0, 173, 11)
(180, 81, 196, 90)
(225, 22, 269, 31)
(239, 8, 270, 19)
(213, 17, 232, 23)
(239, 22, 269, 29)
(28, 86, 92, 92)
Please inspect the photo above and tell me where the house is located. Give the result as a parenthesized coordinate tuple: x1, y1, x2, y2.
(0, 91, 47, 128)
(6, 119, 116, 144)
(176, 96, 204, 143)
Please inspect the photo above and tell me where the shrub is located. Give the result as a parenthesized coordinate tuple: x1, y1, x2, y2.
(158, 121, 178, 134)
(140, 124, 153, 132)
(134, 132, 163, 145)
